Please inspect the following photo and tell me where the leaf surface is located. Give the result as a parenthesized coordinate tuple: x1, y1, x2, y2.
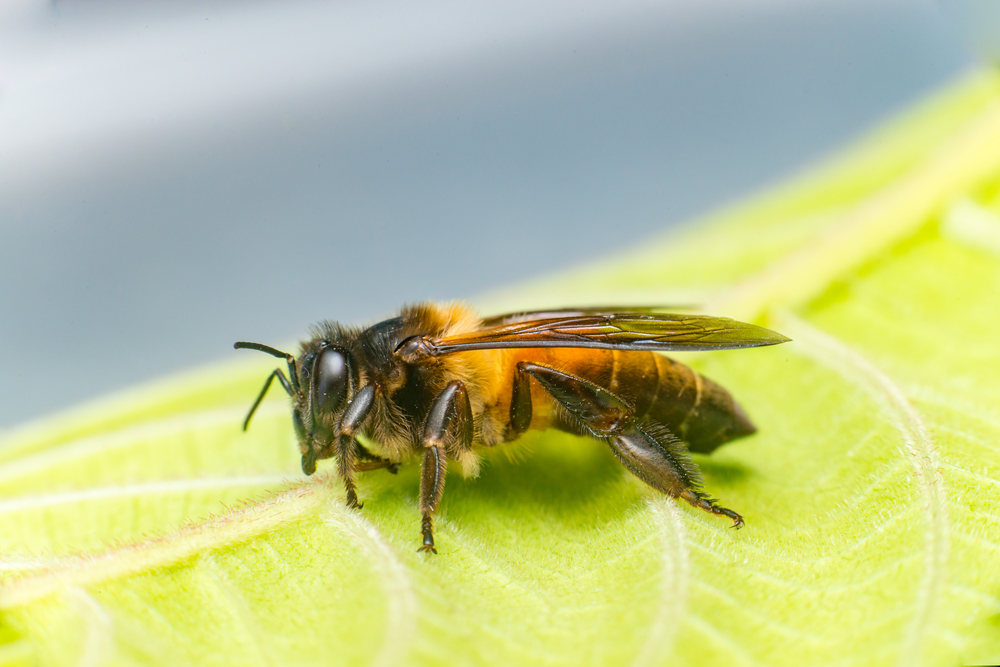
(3, 72, 1000, 667)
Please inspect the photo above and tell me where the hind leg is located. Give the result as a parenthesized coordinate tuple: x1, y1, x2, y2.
(519, 362, 743, 528)
(612, 422, 743, 528)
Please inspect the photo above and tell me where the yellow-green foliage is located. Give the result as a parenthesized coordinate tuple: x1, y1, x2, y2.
(2, 71, 1000, 667)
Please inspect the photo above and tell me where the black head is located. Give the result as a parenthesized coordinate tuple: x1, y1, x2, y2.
(293, 339, 358, 437)
(234, 336, 360, 473)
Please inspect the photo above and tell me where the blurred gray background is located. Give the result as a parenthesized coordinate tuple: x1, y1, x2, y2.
(0, 0, 977, 428)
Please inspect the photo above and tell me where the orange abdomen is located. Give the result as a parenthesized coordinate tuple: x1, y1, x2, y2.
(508, 348, 755, 453)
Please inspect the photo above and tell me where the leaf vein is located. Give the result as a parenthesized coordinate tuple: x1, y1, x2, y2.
(631, 499, 690, 665)
(775, 313, 949, 667)
(322, 502, 417, 667)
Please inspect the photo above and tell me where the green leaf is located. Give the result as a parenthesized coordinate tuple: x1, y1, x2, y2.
(3, 70, 1000, 667)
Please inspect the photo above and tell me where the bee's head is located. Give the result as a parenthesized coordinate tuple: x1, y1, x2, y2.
(235, 333, 360, 475)
(292, 339, 361, 472)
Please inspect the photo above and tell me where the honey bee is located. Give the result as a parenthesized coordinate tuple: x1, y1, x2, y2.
(235, 303, 789, 552)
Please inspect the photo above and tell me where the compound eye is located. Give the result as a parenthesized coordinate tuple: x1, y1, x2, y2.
(312, 347, 349, 418)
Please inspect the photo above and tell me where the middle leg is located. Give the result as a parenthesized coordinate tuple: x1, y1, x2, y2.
(418, 380, 473, 553)
(353, 441, 401, 474)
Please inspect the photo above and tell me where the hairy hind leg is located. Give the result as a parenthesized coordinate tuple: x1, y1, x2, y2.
(611, 422, 743, 528)
(678, 489, 744, 528)
(519, 361, 743, 528)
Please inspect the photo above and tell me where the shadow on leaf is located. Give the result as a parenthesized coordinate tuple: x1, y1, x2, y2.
(693, 455, 751, 486)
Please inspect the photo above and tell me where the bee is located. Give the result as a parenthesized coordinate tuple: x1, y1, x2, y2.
(235, 303, 789, 553)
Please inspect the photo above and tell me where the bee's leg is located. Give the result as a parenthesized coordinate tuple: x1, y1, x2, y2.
(419, 381, 473, 553)
(613, 424, 743, 528)
(336, 384, 378, 509)
(502, 364, 533, 441)
(335, 437, 363, 508)
(354, 441, 400, 474)
(518, 362, 743, 528)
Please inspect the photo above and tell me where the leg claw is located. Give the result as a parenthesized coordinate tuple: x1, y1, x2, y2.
(345, 490, 363, 510)
(680, 489, 744, 529)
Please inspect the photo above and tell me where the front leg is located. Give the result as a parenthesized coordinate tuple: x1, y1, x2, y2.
(335, 384, 378, 509)
(419, 381, 473, 553)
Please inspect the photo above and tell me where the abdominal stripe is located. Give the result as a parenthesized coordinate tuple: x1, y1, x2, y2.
(677, 366, 703, 433)
(640, 351, 662, 421)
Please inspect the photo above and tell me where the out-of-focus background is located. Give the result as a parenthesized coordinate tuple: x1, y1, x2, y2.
(0, 0, 980, 428)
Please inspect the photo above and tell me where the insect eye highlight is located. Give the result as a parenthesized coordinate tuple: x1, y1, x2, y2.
(311, 346, 349, 418)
